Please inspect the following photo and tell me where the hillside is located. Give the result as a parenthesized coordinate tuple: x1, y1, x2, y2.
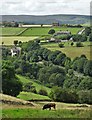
(0, 93, 34, 106)
(1, 14, 91, 24)
(17, 75, 51, 94)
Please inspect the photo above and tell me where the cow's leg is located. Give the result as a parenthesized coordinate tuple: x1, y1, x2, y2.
(53, 105, 56, 110)
(49, 107, 51, 110)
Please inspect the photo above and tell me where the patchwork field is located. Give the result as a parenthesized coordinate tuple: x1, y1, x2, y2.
(1, 36, 38, 45)
(42, 42, 92, 60)
(0, 27, 82, 37)
(0, 27, 26, 36)
(21, 27, 82, 36)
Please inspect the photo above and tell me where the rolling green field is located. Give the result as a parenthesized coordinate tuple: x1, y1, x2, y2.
(21, 27, 82, 36)
(17, 75, 51, 94)
(42, 42, 92, 60)
(0, 27, 82, 36)
(17, 92, 51, 101)
(1, 36, 38, 45)
(1, 27, 26, 36)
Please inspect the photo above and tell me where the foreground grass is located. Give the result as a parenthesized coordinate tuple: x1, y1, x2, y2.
(2, 108, 90, 118)
(1, 36, 38, 45)
(42, 42, 92, 60)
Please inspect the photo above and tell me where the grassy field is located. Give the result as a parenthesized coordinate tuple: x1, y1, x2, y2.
(42, 42, 92, 60)
(1, 93, 91, 119)
(0, 27, 26, 36)
(2, 107, 90, 118)
(1, 36, 38, 45)
(0, 27, 82, 36)
(21, 27, 82, 36)
(17, 92, 51, 101)
(17, 75, 51, 94)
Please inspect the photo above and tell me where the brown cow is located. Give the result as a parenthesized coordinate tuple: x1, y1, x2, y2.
(42, 103, 56, 110)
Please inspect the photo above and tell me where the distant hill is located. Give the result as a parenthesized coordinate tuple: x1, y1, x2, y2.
(1, 14, 91, 25)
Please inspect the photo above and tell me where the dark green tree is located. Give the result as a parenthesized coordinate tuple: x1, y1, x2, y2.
(2, 61, 22, 97)
(48, 29, 55, 35)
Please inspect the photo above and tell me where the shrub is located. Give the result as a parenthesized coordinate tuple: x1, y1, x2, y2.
(76, 42, 83, 47)
(58, 43, 64, 48)
(78, 90, 92, 104)
(49, 87, 78, 103)
(38, 89, 48, 96)
(48, 29, 55, 35)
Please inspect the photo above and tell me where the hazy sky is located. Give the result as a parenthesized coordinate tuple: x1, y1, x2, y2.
(0, 0, 91, 15)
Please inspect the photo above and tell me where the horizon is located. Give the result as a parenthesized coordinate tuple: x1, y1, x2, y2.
(1, 14, 91, 16)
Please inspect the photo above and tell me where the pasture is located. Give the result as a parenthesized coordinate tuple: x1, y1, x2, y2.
(17, 75, 51, 94)
(1, 93, 91, 119)
(2, 102, 91, 119)
(1, 36, 38, 45)
(17, 92, 51, 101)
(42, 42, 92, 60)
(0, 27, 26, 36)
(20, 27, 82, 36)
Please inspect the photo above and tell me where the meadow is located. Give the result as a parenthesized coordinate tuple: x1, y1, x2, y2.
(17, 75, 51, 101)
(20, 27, 82, 36)
(17, 75, 51, 94)
(0, 27, 26, 36)
(2, 103, 91, 119)
(1, 36, 38, 45)
(1, 27, 82, 37)
(42, 42, 92, 60)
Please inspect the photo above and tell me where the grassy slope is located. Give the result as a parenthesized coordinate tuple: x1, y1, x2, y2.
(21, 27, 81, 36)
(42, 42, 92, 60)
(17, 75, 51, 94)
(17, 75, 51, 100)
(17, 92, 51, 101)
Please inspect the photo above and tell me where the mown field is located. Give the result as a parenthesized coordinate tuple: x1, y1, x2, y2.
(42, 42, 92, 60)
(0, 27, 26, 36)
(21, 27, 82, 36)
(1, 36, 38, 45)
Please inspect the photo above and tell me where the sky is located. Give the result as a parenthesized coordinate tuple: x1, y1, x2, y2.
(0, 0, 92, 15)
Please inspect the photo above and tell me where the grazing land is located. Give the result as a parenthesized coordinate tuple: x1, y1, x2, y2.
(42, 42, 92, 60)
(1, 93, 91, 119)
(1, 27, 82, 37)
(17, 75, 51, 94)
(20, 27, 82, 36)
(0, 27, 26, 36)
(17, 92, 51, 101)
(1, 36, 38, 45)
(2, 100, 91, 119)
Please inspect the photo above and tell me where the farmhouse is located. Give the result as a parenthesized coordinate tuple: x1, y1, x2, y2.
(52, 22, 59, 27)
(53, 30, 71, 36)
(11, 46, 21, 57)
(19, 23, 52, 28)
